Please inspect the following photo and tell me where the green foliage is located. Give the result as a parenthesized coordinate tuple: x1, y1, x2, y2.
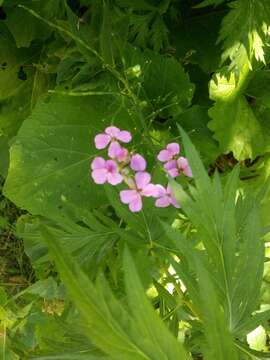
(1, 0, 270, 358)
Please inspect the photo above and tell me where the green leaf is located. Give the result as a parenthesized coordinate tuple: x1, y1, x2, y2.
(0, 25, 36, 101)
(0, 135, 9, 177)
(218, 0, 270, 66)
(195, 0, 226, 7)
(247, 70, 270, 108)
(195, 258, 239, 360)
(125, 47, 194, 117)
(43, 228, 190, 360)
(4, 94, 138, 218)
(172, 11, 222, 74)
(176, 105, 219, 165)
(208, 95, 265, 160)
(5, 0, 63, 48)
(123, 247, 191, 360)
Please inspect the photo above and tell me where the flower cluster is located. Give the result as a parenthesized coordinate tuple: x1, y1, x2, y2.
(90, 126, 192, 212)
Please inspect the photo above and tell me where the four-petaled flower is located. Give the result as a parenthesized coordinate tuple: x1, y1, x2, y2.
(120, 172, 157, 212)
(157, 143, 180, 162)
(155, 185, 180, 208)
(91, 157, 123, 185)
(94, 126, 132, 157)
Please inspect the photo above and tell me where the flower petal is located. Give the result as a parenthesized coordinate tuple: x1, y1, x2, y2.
(164, 160, 177, 170)
(135, 172, 151, 190)
(91, 169, 107, 184)
(91, 157, 106, 170)
(129, 195, 142, 212)
(170, 196, 180, 208)
(177, 157, 193, 177)
(116, 130, 132, 143)
(120, 190, 138, 204)
(108, 141, 121, 158)
(177, 156, 188, 169)
(164, 160, 179, 177)
(166, 168, 179, 178)
(155, 196, 171, 208)
(167, 186, 180, 208)
(130, 154, 146, 171)
(141, 183, 158, 197)
(155, 184, 167, 197)
(94, 134, 110, 149)
(106, 159, 118, 173)
(183, 166, 193, 177)
(167, 143, 180, 155)
(107, 172, 123, 185)
(105, 126, 120, 137)
(157, 149, 172, 162)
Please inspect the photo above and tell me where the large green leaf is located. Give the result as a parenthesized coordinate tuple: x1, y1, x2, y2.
(5, 0, 63, 48)
(208, 95, 265, 160)
(4, 94, 138, 218)
(125, 47, 194, 117)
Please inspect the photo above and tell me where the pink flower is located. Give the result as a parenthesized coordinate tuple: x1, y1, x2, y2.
(163, 157, 193, 178)
(177, 157, 193, 177)
(130, 154, 146, 171)
(94, 126, 132, 155)
(157, 143, 180, 162)
(108, 141, 129, 163)
(120, 172, 157, 212)
(164, 160, 179, 178)
(91, 157, 123, 185)
(155, 185, 180, 208)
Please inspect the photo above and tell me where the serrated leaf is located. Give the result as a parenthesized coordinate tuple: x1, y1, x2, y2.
(218, 0, 270, 66)
(208, 95, 265, 160)
(123, 247, 191, 360)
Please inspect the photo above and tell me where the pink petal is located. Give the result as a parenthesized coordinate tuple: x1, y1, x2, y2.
(105, 126, 120, 137)
(91, 169, 107, 184)
(177, 157, 193, 177)
(164, 160, 179, 177)
(141, 183, 158, 197)
(117, 147, 129, 162)
(167, 143, 180, 155)
(166, 168, 179, 178)
(116, 130, 132, 143)
(155, 184, 167, 197)
(135, 172, 151, 190)
(157, 149, 172, 162)
(155, 196, 171, 208)
(164, 160, 177, 170)
(120, 189, 139, 204)
(91, 157, 106, 170)
(94, 134, 110, 149)
(167, 186, 180, 208)
(170, 196, 180, 208)
(130, 154, 146, 171)
(129, 195, 142, 212)
(107, 172, 123, 185)
(183, 166, 193, 177)
(106, 160, 118, 173)
(177, 156, 189, 169)
(108, 141, 121, 158)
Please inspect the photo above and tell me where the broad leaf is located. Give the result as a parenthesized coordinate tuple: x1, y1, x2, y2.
(4, 94, 138, 218)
